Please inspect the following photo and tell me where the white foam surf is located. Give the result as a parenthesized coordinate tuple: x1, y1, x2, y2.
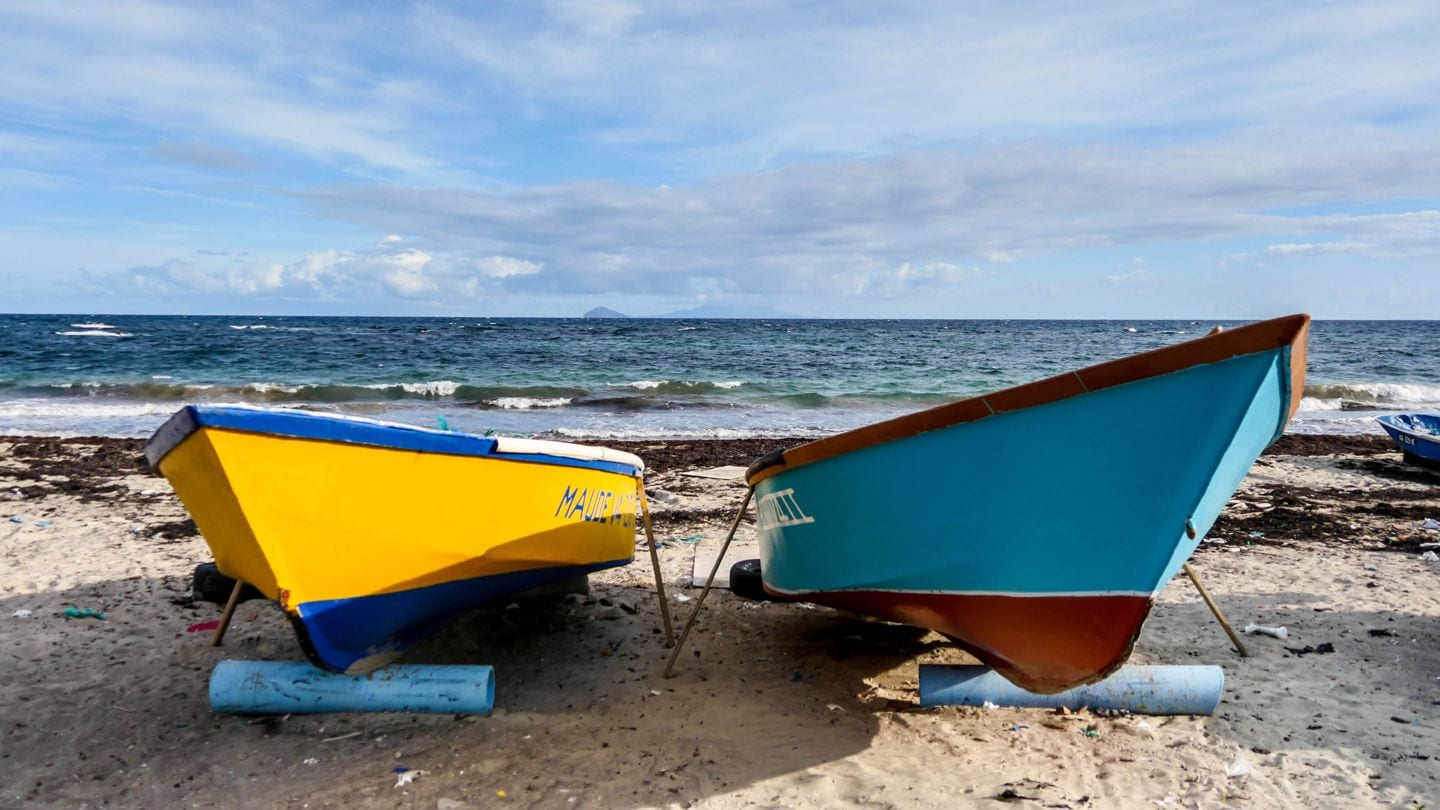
(487, 397, 574, 409)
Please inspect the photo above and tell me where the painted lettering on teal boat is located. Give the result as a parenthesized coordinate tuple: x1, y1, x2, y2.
(755, 488, 816, 532)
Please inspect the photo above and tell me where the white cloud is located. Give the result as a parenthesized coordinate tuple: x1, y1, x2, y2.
(5, 2, 1440, 316)
(1220, 211, 1440, 266)
(979, 249, 1020, 265)
(226, 263, 286, 294)
(543, 0, 643, 37)
(295, 135, 1440, 300)
(1264, 242, 1368, 258)
(1106, 267, 1154, 286)
(0, 3, 443, 176)
(6, 1, 1440, 183)
(412, 1, 1440, 172)
(121, 260, 219, 295)
(476, 256, 543, 278)
(288, 250, 347, 290)
(857, 262, 983, 298)
(376, 250, 436, 297)
(87, 242, 558, 307)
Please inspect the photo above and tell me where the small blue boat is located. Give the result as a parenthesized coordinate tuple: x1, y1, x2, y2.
(1376, 413, 1440, 466)
(745, 315, 1310, 693)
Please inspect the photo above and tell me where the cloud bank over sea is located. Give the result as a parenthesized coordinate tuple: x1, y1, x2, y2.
(2, 2, 1438, 317)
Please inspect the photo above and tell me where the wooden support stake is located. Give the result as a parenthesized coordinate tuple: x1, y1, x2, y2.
(212, 579, 244, 647)
(637, 481, 675, 648)
(1183, 562, 1249, 658)
(663, 487, 754, 678)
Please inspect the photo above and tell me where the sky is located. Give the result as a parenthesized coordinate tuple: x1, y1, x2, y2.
(1, 1, 1438, 319)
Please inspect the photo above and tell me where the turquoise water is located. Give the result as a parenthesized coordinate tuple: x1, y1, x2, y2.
(1, 315, 1435, 438)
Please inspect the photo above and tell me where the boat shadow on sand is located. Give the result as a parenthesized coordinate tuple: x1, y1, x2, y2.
(397, 586, 952, 803)
(0, 572, 948, 807)
(4, 560, 1438, 806)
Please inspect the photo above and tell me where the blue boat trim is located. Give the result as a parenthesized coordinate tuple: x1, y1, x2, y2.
(292, 558, 632, 673)
(143, 405, 641, 476)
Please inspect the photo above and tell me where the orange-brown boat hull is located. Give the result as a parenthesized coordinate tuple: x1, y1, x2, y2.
(780, 588, 1154, 694)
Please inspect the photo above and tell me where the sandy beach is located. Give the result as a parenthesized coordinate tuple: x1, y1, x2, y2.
(1, 433, 1437, 808)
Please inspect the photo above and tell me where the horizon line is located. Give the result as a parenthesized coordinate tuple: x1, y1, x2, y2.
(6, 311, 1434, 322)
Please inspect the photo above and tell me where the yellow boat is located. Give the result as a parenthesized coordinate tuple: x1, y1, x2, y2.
(145, 405, 645, 673)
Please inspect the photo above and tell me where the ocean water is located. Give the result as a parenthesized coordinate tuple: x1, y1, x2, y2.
(1, 315, 1436, 439)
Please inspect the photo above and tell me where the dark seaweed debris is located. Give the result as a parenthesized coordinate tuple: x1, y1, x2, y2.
(1264, 434, 1394, 457)
(578, 437, 800, 474)
(149, 519, 199, 541)
(1, 436, 150, 502)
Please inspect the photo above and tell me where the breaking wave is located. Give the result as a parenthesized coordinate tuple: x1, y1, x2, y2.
(622, 379, 746, 393)
(54, 330, 133, 338)
(1299, 381, 1440, 412)
(486, 397, 574, 409)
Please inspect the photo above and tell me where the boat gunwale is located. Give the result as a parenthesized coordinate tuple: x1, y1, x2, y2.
(144, 405, 644, 477)
(746, 314, 1311, 485)
(1377, 413, 1440, 443)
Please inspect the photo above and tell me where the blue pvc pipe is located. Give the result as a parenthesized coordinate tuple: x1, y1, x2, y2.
(209, 661, 495, 716)
(918, 664, 1224, 716)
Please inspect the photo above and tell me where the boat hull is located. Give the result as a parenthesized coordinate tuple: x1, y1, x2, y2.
(748, 316, 1308, 693)
(147, 406, 643, 673)
(1377, 414, 1440, 465)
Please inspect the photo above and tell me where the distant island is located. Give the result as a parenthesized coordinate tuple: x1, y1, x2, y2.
(582, 306, 627, 318)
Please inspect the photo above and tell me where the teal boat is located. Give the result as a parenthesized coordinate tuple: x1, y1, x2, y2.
(744, 315, 1310, 693)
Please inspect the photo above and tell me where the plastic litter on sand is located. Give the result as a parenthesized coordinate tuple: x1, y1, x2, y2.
(1242, 624, 1288, 639)
(1226, 756, 1253, 779)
